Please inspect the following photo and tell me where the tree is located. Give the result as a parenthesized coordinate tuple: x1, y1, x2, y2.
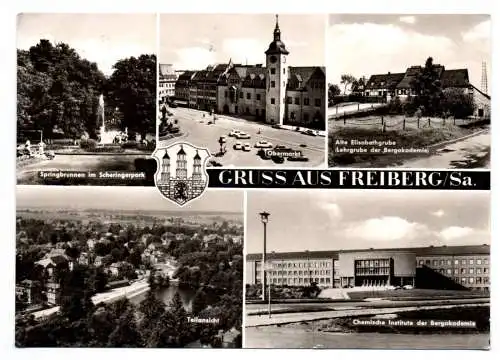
(410, 57, 444, 116)
(340, 74, 356, 94)
(107, 308, 142, 347)
(191, 288, 207, 315)
(442, 88, 474, 119)
(138, 290, 166, 344)
(328, 84, 341, 100)
(106, 54, 156, 139)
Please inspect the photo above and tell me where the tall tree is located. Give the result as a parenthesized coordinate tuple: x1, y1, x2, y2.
(340, 74, 356, 94)
(410, 57, 444, 116)
(106, 54, 156, 138)
(107, 308, 142, 347)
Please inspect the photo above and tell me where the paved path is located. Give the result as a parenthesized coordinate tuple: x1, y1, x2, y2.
(245, 302, 489, 327)
(398, 130, 490, 169)
(159, 108, 325, 167)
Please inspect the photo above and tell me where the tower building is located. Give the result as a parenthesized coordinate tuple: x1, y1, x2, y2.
(265, 15, 289, 125)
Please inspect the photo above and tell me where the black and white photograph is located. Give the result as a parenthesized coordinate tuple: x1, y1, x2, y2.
(15, 186, 243, 348)
(158, 14, 326, 168)
(327, 14, 491, 169)
(16, 14, 157, 185)
(245, 190, 490, 349)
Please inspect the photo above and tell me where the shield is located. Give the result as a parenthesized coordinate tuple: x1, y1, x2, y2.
(152, 142, 211, 207)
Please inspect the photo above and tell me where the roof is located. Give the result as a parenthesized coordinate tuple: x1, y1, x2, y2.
(193, 151, 201, 160)
(177, 145, 186, 155)
(159, 64, 175, 76)
(246, 244, 490, 261)
(162, 150, 169, 159)
(177, 71, 196, 81)
(365, 73, 405, 90)
(441, 69, 469, 88)
(287, 67, 325, 91)
(470, 84, 491, 100)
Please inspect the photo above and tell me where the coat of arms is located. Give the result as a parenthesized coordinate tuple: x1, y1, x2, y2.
(152, 142, 211, 206)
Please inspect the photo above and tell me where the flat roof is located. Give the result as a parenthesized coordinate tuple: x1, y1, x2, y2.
(246, 244, 490, 261)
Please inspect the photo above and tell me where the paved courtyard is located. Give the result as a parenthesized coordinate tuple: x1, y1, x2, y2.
(159, 107, 326, 167)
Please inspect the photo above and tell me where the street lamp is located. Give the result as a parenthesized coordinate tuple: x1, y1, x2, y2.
(259, 211, 270, 302)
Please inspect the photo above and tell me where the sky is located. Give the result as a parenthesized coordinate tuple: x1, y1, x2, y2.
(327, 14, 491, 90)
(16, 185, 243, 213)
(246, 190, 490, 254)
(17, 13, 156, 76)
(159, 14, 325, 70)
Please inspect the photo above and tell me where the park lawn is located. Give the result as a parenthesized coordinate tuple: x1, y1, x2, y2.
(347, 288, 488, 301)
(329, 125, 474, 167)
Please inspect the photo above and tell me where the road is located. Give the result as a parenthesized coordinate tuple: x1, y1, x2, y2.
(245, 327, 489, 349)
(397, 130, 490, 169)
(17, 153, 151, 184)
(159, 107, 325, 167)
(32, 279, 150, 320)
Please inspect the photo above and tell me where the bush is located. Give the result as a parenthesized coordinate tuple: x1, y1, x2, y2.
(80, 139, 97, 150)
(52, 139, 75, 146)
(121, 141, 138, 149)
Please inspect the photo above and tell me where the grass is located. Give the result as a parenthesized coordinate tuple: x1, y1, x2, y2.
(283, 306, 490, 335)
(329, 126, 476, 167)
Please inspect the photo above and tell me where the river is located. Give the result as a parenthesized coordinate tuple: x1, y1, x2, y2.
(129, 283, 196, 311)
(245, 327, 490, 349)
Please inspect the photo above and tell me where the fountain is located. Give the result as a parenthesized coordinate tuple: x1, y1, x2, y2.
(98, 94, 122, 144)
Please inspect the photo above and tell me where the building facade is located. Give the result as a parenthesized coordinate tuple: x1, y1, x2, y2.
(159, 64, 179, 103)
(246, 244, 490, 291)
(364, 65, 491, 119)
(176, 15, 326, 130)
(175, 70, 197, 106)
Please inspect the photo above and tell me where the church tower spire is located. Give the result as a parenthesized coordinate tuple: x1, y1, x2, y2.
(274, 14, 281, 41)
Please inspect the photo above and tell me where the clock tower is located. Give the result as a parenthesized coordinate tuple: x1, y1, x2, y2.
(265, 15, 289, 125)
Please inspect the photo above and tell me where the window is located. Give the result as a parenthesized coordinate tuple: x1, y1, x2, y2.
(469, 268, 474, 274)
(290, 112, 295, 120)
(256, 94, 261, 101)
(270, 68, 276, 75)
(469, 278, 474, 284)
(304, 113, 309, 122)
(283, 68, 285, 74)
(477, 259, 482, 265)
(419, 260, 424, 265)
(477, 268, 482, 274)
(271, 81, 276, 88)
(246, 93, 251, 100)
(469, 259, 474, 265)
(454, 269, 459, 275)
(454, 260, 459, 265)
(460, 268, 465, 274)
(287, 97, 292, 104)
(271, 98, 275, 104)
(447, 260, 452, 266)
(283, 81, 286, 87)
(484, 259, 489, 265)
(462, 260, 466, 265)
(304, 98, 310, 106)
(315, 98, 321, 107)
(446, 269, 452, 275)
(239, 92, 243, 99)
(433, 260, 438, 266)
(295, 97, 299, 105)
(439, 260, 444, 266)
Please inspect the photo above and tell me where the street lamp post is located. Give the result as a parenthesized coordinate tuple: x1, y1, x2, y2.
(259, 211, 270, 302)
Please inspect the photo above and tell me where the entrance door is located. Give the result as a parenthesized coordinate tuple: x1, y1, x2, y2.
(478, 108, 484, 117)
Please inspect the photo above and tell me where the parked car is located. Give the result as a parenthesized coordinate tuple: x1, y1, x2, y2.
(302, 129, 317, 136)
(402, 285, 414, 290)
(271, 155, 284, 164)
(219, 136, 227, 143)
(236, 132, 251, 139)
(242, 143, 251, 152)
(255, 140, 273, 148)
(229, 130, 241, 137)
(275, 145, 293, 152)
(45, 151, 55, 160)
(272, 124, 282, 129)
(287, 156, 309, 162)
(257, 149, 271, 160)
(233, 142, 243, 150)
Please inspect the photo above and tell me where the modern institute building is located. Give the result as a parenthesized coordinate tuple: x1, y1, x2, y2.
(246, 244, 490, 292)
(173, 15, 326, 130)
